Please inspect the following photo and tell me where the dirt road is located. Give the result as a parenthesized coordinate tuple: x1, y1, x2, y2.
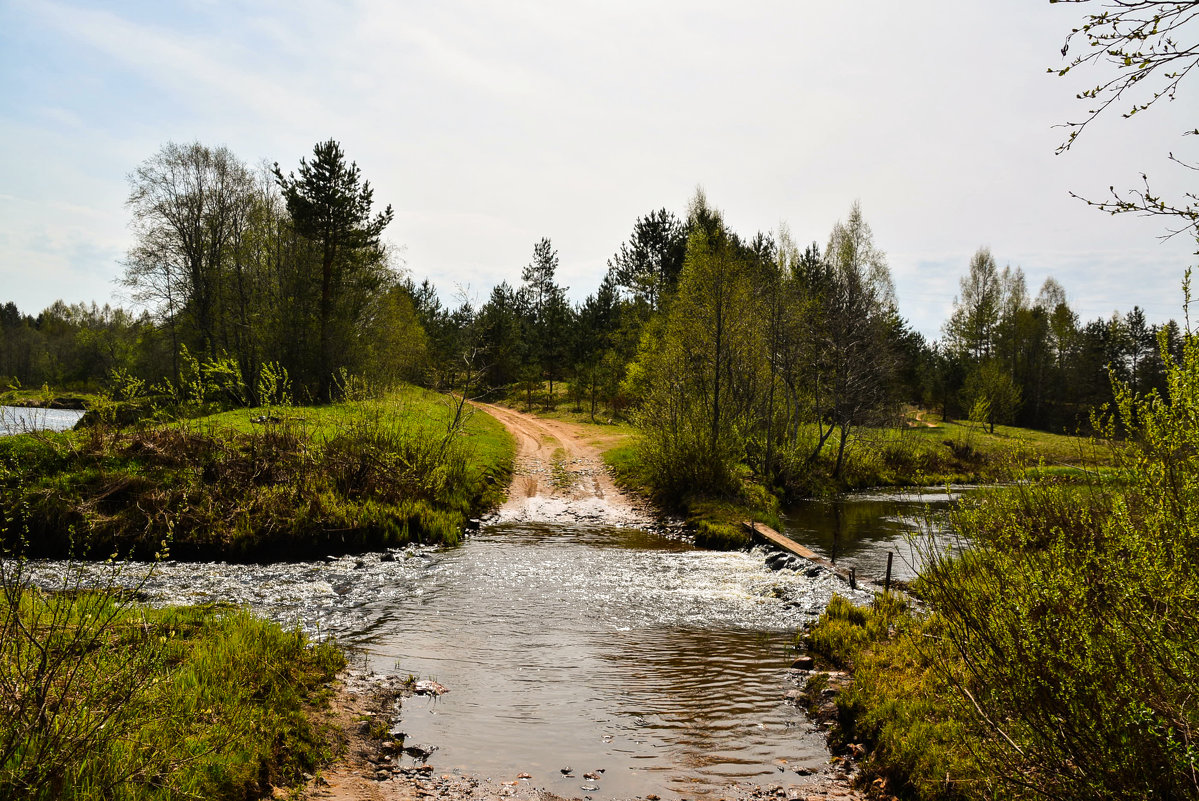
(473, 402, 649, 528)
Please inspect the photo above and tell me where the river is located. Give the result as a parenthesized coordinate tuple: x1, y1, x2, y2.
(0, 405, 86, 436)
(782, 486, 969, 584)
(20, 494, 962, 799)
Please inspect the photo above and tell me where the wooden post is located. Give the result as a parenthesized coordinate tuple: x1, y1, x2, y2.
(849, 567, 857, 590)
(885, 551, 893, 592)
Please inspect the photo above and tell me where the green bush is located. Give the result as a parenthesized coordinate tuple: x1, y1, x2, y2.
(823, 322, 1199, 800)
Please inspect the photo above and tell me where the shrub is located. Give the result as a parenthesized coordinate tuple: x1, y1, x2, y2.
(909, 320, 1199, 799)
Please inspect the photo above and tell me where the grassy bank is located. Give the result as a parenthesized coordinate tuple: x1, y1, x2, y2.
(603, 438, 780, 549)
(799, 593, 981, 799)
(794, 351, 1199, 800)
(795, 414, 1104, 493)
(1, 386, 96, 410)
(605, 413, 1105, 550)
(1, 562, 343, 800)
(0, 384, 514, 561)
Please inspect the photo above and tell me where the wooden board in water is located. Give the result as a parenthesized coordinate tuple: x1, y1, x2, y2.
(741, 520, 853, 582)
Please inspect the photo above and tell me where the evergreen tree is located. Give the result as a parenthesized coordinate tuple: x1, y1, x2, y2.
(274, 140, 395, 398)
(607, 208, 688, 311)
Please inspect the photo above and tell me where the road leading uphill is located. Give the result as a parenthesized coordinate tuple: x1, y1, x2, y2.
(471, 403, 650, 528)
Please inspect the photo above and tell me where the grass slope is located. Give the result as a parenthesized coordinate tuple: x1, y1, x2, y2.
(1, 574, 344, 801)
(0, 385, 514, 561)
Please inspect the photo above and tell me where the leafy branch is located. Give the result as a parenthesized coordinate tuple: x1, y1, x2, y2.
(1051, 0, 1199, 241)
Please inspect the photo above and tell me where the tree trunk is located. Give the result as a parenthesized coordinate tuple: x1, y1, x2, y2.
(833, 423, 851, 478)
(318, 246, 335, 400)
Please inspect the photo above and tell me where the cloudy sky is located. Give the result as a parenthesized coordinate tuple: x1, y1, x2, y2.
(1, 0, 1195, 339)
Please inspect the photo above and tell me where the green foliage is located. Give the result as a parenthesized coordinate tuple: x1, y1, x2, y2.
(801, 594, 983, 800)
(0, 558, 343, 801)
(629, 196, 765, 502)
(332, 366, 378, 403)
(1, 385, 514, 561)
(828, 305, 1199, 800)
(913, 319, 1199, 799)
(256, 361, 293, 408)
(961, 360, 1021, 433)
(275, 139, 396, 399)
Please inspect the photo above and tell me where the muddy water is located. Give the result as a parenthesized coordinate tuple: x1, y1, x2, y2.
(362, 524, 870, 798)
(26, 520, 875, 799)
(782, 487, 968, 584)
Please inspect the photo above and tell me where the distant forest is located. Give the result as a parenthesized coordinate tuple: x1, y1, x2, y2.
(1, 140, 1182, 445)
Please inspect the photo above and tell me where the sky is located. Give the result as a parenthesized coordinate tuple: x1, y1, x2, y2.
(1, 0, 1195, 340)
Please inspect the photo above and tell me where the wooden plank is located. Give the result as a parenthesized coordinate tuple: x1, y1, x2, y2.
(743, 520, 898, 594)
(741, 520, 850, 581)
(742, 520, 825, 561)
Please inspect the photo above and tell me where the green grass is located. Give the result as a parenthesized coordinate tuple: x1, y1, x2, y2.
(892, 416, 1104, 467)
(0, 386, 97, 410)
(602, 440, 642, 489)
(1, 575, 343, 801)
(201, 385, 515, 505)
(0, 384, 515, 561)
(603, 436, 777, 549)
(800, 593, 982, 800)
(781, 417, 1107, 497)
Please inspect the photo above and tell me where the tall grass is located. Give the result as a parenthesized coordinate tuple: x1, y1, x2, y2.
(801, 593, 984, 800)
(0, 555, 343, 800)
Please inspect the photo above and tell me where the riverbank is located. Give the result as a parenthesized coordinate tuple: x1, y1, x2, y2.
(794, 462, 1199, 799)
(0, 566, 344, 800)
(0, 387, 96, 410)
(604, 414, 1106, 552)
(0, 385, 514, 561)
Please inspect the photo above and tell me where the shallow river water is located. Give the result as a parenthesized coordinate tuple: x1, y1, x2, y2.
(782, 486, 969, 584)
(0, 405, 85, 436)
(24, 491, 963, 798)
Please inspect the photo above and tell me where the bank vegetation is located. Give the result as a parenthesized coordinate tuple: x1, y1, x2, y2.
(0, 555, 343, 800)
(0, 376, 512, 561)
(799, 321, 1199, 800)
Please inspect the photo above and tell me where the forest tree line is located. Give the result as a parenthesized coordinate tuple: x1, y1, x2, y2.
(1, 141, 1185, 466)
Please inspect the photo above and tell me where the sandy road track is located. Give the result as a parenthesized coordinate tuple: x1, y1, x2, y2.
(472, 402, 649, 527)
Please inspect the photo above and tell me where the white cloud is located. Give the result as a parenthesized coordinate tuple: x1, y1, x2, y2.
(0, 0, 1194, 332)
